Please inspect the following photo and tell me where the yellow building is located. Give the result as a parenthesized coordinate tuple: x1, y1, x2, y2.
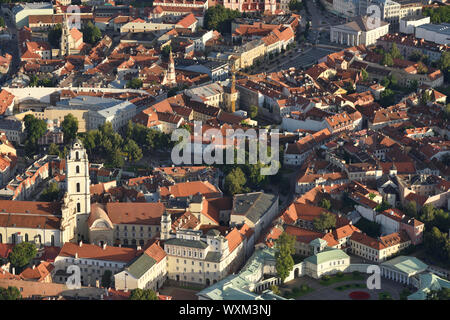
(163, 228, 245, 286)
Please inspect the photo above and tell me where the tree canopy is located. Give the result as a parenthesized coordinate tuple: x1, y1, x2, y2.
(126, 78, 143, 89)
(39, 182, 60, 202)
(48, 24, 62, 47)
(24, 114, 47, 154)
(204, 5, 241, 34)
(275, 232, 295, 282)
(224, 167, 247, 195)
(129, 288, 158, 300)
(9, 242, 38, 271)
(101, 270, 113, 288)
(0, 286, 21, 300)
(313, 212, 336, 232)
(82, 22, 102, 45)
(61, 113, 79, 144)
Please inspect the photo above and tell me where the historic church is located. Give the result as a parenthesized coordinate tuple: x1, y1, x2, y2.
(0, 139, 90, 247)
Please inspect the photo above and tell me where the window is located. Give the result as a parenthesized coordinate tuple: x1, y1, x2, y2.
(76, 165, 80, 174)
(77, 203, 81, 213)
(76, 183, 80, 193)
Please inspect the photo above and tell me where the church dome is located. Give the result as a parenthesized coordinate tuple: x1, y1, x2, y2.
(88, 203, 113, 229)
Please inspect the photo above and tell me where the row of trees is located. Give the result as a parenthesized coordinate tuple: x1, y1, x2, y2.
(423, 6, 450, 24)
(403, 202, 450, 267)
(79, 121, 172, 167)
(23, 114, 79, 156)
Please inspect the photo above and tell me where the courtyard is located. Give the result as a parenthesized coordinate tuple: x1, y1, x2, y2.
(281, 273, 410, 300)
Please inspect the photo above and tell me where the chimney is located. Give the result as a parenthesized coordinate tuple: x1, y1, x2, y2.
(103, 243, 107, 250)
(75, 252, 78, 259)
(32, 265, 35, 270)
(12, 267, 15, 275)
(137, 246, 142, 251)
(79, 241, 83, 247)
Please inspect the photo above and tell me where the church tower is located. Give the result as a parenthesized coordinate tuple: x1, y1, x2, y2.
(63, 138, 91, 242)
(60, 14, 69, 57)
(160, 210, 172, 240)
(166, 49, 176, 85)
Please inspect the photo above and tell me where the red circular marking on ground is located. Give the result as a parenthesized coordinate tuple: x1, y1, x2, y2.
(349, 291, 370, 300)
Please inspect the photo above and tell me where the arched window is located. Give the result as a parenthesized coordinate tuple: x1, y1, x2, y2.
(25, 234, 28, 242)
(76, 183, 80, 193)
(75, 151, 79, 160)
(0, 233, 2, 243)
(77, 203, 81, 213)
(51, 235, 55, 246)
(76, 166, 80, 174)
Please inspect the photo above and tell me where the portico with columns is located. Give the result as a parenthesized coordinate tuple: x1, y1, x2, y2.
(380, 255, 428, 285)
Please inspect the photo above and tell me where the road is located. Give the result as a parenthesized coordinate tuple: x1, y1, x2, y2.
(0, 13, 20, 82)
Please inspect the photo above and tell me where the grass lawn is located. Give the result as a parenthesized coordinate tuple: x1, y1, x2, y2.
(379, 292, 393, 300)
(283, 285, 314, 299)
(334, 283, 366, 291)
(319, 273, 365, 286)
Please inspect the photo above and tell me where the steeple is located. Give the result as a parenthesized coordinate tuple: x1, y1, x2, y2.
(60, 14, 70, 57)
(166, 48, 176, 86)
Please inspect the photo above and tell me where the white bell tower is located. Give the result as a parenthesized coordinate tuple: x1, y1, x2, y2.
(65, 138, 91, 242)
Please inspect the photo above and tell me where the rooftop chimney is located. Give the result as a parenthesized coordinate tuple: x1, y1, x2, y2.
(103, 243, 107, 250)
(137, 246, 142, 251)
(79, 241, 83, 247)
(32, 265, 35, 270)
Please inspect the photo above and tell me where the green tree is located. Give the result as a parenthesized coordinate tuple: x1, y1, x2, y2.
(361, 68, 369, 81)
(82, 21, 102, 45)
(0, 286, 21, 300)
(426, 287, 450, 300)
(48, 24, 62, 47)
(101, 270, 113, 288)
(24, 114, 47, 154)
(0, 16, 5, 28)
(420, 204, 436, 223)
(249, 105, 258, 119)
(437, 51, 450, 82)
(204, 5, 241, 33)
(9, 242, 38, 271)
(404, 201, 417, 218)
(161, 45, 172, 58)
(381, 53, 394, 67)
(288, 0, 303, 11)
(313, 212, 336, 232)
(417, 61, 428, 74)
(389, 43, 402, 60)
(375, 200, 392, 212)
(129, 288, 158, 300)
(48, 143, 60, 156)
(126, 78, 143, 89)
(275, 232, 295, 282)
(108, 148, 125, 168)
(319, 199, 331, 210)
(39, 182, 60, 202)
(420, 90, 432, 105)
(224, 167, 247, 195)
(123, 139, 143, 162)
(61, 113, 79, 144)
(380, 88, 395, 107)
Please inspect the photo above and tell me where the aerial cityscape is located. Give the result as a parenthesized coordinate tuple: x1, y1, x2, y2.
(0, 0, 449, 304)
